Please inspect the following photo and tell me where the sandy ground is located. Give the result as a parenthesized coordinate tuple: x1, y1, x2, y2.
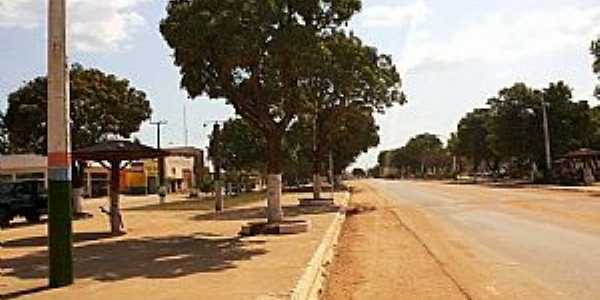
(325, 180, 600, 300)
(1, 193, 343, 300)
(323, 183, 468, 300)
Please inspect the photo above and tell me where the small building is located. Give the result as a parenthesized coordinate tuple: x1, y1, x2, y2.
(0, 154, 47, 186)
(0, 146, 204, 196)
(118, 147, 204, 194)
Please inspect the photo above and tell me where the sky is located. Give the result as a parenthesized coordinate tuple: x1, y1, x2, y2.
(1, 0, 599, 169)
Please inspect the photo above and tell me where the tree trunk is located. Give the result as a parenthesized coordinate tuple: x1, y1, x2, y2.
(313, 173, 321, 200)
(110, 161, 123, 234)
(266, 132, 284, 223)
(71, 161, 85, 214)
(312, 114, 322, 200)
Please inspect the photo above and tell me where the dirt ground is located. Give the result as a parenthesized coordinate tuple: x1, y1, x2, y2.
(323, 182, 469, 300)
(323, 181, 563, 300)
(1, 192, 343, 299)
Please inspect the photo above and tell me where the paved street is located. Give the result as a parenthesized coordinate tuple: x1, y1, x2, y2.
(368, 179, 600, 299)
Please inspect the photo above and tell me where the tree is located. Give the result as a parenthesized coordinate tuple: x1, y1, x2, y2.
(288, 105, 380, 184)
(209, 118, 266, 174)
(486, 83, 539, 165)
(486, 82, 592, 174)
(3, 64, 152, 213)
(3, 64, 152, 154)
(455, 108, 495, 171)
(592, 39, 600, 99)
(402, 133, 447, 175)
(305, 31, 404, 199)
(385, 133, 451, 178)
(0, 111, 7, 154)
(160, 0, 362, 222)
(329, 107, 380, 174)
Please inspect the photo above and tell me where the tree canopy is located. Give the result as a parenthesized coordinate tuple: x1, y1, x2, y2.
(486, 82, 592, 169)
(592, 39, 600, 99)
(380, 133, 451, 178)
(454, 108, 495, 171)
(160, 0, 362, 174)
(306, 32, 403, 179)
(208, 118, 266, 174)
(211, 107, 380, 183)
(0, 111, 7, 154)
(3, 64, 152, 154)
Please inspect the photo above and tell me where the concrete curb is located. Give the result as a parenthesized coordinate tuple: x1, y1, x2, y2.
(289, 192, 350, 300)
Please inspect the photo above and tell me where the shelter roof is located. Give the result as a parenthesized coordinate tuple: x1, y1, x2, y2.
(562, 148, 600, 159)
(73, 140, 166, 162)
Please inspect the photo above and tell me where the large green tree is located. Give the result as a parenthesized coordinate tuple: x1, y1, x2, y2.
(160, 0, 362, 222)
(306, 32, 403, 198)
(3, 64, 152, 154)
(486, 83, 538, 164)
(486, 82, 592, 171)
(329, 107, 380, 174)
(455, 108, 495, 171)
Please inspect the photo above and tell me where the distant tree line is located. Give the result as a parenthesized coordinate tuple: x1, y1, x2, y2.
(374, 38, 600, 180)
(376, 133, 453, 179)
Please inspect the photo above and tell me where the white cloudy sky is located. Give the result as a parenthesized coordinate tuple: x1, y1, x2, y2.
(1, 0, 599, 168)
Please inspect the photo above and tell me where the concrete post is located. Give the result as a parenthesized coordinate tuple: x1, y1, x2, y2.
(47, 0, 73, 287)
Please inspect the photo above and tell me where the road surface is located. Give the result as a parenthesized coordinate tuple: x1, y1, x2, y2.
(367, 179, 600, 299)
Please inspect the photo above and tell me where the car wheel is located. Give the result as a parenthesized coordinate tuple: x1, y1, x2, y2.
(25, 213, 41, 223)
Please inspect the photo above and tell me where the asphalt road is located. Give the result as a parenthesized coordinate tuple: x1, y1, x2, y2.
(369, 179, 600, 300)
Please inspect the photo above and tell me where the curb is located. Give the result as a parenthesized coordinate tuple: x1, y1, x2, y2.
(289, 191, 350, 300)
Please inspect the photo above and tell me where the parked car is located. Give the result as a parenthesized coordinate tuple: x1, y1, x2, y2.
(0, 180, 48, 228)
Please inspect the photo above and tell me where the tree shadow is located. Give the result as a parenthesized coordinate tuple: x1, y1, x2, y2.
(1, 232, 121, 248)
(1, 214, 92, 232)
(0, 233, 268, 286)
(445, 180, 528, 189)
(191, 205, 341, 222)
(0, 286, 51, 300)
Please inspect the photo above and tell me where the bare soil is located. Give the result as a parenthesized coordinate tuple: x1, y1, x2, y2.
(323, 183, 468, 300)
(323, 181, 564, 300)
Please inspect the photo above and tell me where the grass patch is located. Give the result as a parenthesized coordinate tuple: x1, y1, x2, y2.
(126, 192, 266, 212)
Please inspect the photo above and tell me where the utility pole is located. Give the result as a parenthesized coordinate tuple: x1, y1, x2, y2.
(151, 120, 167, 203)
(541, 97, 552, 171)
(47, 0, 73, 287)
(183, 104, 189, 147)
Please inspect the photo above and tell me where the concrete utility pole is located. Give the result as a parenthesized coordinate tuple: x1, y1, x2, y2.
(541, 97, 552, 171)
(151, 120, 167, 203)
(47, 0, 73, 287)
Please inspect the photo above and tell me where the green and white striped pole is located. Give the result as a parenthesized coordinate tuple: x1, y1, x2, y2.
(48, 0, 73, 288)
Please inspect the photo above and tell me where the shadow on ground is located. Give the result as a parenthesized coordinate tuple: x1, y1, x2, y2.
(191, 205, 341, 222)
(1, 232, 120, 248)
(444, 180, 529, 189)
(0, 232, 268, 289)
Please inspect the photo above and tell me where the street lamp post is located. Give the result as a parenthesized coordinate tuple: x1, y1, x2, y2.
(150, 120, 168, 203)
(47, 0, 73, 287)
